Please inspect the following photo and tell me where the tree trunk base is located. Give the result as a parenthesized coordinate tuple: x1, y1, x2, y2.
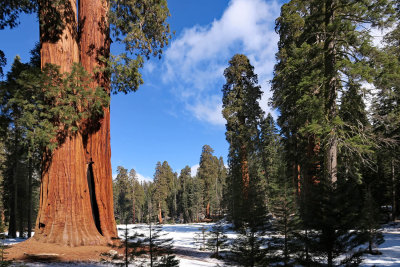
(6, 238, 114, 262)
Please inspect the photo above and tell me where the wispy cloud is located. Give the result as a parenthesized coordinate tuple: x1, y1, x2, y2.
(136, 172, 153, 183)
(112, 172, 153, 183)
(191, 164, 199, 177)
(162, 0, 280, 125)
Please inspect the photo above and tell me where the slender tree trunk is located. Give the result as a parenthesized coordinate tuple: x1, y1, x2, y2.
(206, 202, 210, 219)
(132, 191, 136, 224)
(324, 0, 338, 184)
(34, 0, 106, 246)
(158, 202, 163, 224)
(27, 157, 32, 238)
(8, 129, 20, 238)
(79, 0, 117, 241)
(392, 158, 396, 221)
(215, 176, 219, 216)
(9, 161, 18, 238)
(305, 229, 309, 266)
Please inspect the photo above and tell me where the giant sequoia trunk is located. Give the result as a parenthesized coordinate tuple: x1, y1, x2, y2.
(79, 0, 117, 241)
(34, 0, 116, 246)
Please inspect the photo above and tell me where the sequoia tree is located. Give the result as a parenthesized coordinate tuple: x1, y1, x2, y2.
(222, 54, 264, 226)
(197, 145, 219, 218)
(1, 0, 171, 246)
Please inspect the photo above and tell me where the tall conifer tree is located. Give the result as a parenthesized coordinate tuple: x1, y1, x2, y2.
(222, 54, 264, 226)
(272, 1, 394, 265)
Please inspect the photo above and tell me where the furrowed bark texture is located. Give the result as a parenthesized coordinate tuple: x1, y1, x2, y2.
(34, 0, 109, 246)
(240, 146, 249, 200)
(79, 0, 117, 241)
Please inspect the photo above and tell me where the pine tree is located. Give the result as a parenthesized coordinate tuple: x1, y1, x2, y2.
(197, 145, 219, 219)
(146, 223, 179, 267)
(266, 181, 300, 267)
(206, 220, 228, 259)
(360, 188, 384, 255)
(371, 4, 400, 221)
(153, 161, 175, 223)
(177, 166, 192, 223)
(216, 157, 227, 217)
(133, 179, 146, 224)
(113, 166, 133, 224)
(272, 1, 395, 266)
(191, 176, 204, 222)
(259, 113, 280, 189)
(193, 225, 208, 251)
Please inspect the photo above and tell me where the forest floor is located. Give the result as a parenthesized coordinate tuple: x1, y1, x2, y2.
(3, 222, 400, 266)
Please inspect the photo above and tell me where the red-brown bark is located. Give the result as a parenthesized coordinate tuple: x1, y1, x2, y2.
(33, 0, 116, 246)
(240, 146, 250, 200)
(158, 202, 163, 224)
(79, 0, 117, 241)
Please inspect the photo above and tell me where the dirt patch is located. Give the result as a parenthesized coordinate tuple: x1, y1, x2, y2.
(5, 238, 121, 264)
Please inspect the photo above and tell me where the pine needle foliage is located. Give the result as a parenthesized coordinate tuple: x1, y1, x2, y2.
(359, 188, 384, 255)
(145, 223, 179, 267)
(206, 221, 228, 259)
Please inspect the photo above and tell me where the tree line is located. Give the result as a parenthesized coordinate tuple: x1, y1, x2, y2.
(113, 144, 227, 225)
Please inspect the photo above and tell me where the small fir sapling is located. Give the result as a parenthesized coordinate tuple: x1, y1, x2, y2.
(145, 222, 179, 267)
(266, 182, 300, 266)
(194, 225, 208, 251)
(360, 189, 384, 255)
(206, 221, 228, 259)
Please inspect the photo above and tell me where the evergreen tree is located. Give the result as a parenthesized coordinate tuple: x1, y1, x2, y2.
(371, 4, 400, 220)
(134, 179, 146, 224)
(191, 176, 204, 222)
(267, 180, 300, 267)
(229, 157, 271, 267)
(206, 220, 228, 259)
(153, 161, 175, 223)
(113, 166, 133, 224)
(272, 1, 396, 266)
(259, 113, 280, 189)
(197, 145, 219, 219)
(216, 157, 227, 217)
(222, 54, 265, 226)
(193, 225, 208, 251)
(359, 188, 384, 255)
(177, 166, 192, 223)
(144, 222, 179, 266)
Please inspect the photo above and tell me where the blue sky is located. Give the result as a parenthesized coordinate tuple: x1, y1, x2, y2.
(1, 0, 284, 181)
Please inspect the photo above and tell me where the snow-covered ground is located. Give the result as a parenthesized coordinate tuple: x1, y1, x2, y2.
(116, 223, 229, 266)
(4, 222, 400, 266)
(362, 224, 400, 266)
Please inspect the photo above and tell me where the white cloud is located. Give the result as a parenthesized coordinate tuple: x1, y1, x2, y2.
(190, 164, 199, 177)
(162, 0, 280, 125)
(112, 172, 153, 183)
(187, 95, 225, 126)
(136, 172, 153, 183)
